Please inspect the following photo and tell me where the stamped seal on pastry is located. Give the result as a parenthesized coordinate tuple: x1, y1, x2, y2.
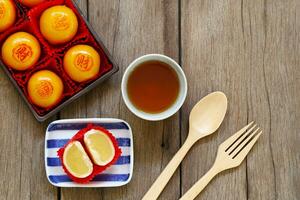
(36, 80, 54, 98)
(13, 44, 33, 63)
(74, 54, 93, 71)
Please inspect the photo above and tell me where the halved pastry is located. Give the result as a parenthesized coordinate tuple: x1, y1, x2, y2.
(63, 141, 93, 178)
(84, 129, 115, 166)
(57, 124, 122, 183)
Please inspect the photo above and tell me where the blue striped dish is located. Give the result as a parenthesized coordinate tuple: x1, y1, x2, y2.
(45, 118, 134, 187)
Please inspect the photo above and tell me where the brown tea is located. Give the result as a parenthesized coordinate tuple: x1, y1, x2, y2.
(127, 60, 179, 113)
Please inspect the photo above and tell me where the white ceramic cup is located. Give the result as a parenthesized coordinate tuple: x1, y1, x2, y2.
(121, 54, 187, 121)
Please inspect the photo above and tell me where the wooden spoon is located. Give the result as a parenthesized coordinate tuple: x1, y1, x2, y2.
(142, 91, 228, 200)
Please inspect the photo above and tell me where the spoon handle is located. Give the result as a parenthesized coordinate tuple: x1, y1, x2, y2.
(179, 165, 219, 200)
(142, 137, 196, 200)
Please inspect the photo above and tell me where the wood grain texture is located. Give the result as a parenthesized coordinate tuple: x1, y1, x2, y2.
(60, 0, 180, 199)
(245, 1, 300, 200)
(0, 0, 299, 199)
(181, 0, 248, 199)
(181, 0, 300, 200)
(0, 55, 57, 199)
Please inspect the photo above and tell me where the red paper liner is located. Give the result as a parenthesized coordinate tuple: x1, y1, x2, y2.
(0, 0, 26, 38)
(21, 57, 76, 116)
(0, 20, 51, 84)
(53, 55, 81, 92)
(56, 34, 114, 89)
(57, 124, 122, 183)
(0, 0, 115, 118)
(27, 0, 90, 53)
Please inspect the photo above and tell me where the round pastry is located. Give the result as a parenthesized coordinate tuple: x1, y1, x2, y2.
(19, 0, 44, 7)
(0, 0, 16, 32)
(63, 45, 100, 82)
(63, 141, 93, 178)
(1, 32, 41, 70)
(40, 5, 78, 45)
(84, 129, 116, 166)
(27, 70, 64, 108)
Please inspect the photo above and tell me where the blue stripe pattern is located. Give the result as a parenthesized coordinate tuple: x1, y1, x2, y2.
(48, 122, 129, 132)
(47, 138, 131, 148)
(49, 174, 130, 183)
(47, 156, 131, 166)
(46, 121, 132, 185)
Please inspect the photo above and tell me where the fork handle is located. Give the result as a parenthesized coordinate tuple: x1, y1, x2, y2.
(180, 165, 220, 200)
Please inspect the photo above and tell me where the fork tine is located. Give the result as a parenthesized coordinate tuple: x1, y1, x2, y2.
(231, 127, 260, 157)
(223, 122, 255, 151)
(227, 124, 257, 155)
(228, 124, 258, 155)
(232, 130, 262, 160)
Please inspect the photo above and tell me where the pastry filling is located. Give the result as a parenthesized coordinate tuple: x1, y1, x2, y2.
(84, 129, 115, 166)
(63, 141, 93, 178)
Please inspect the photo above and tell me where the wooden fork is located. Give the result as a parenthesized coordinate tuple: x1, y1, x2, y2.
(180, 122, 262, 200)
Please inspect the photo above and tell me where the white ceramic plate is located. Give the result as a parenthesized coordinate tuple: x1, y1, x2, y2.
(45, 118, 134, 187)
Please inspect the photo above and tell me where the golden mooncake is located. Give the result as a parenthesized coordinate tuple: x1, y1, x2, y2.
(27, 70, 63, 108)
(40, 5, 78, 45)
(2, 32, 41, 70)
(63, 45, 100, 82)
(0, 0, 16, 32)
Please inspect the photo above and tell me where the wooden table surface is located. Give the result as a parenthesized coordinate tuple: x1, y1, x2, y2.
(1, 0, 299, 199)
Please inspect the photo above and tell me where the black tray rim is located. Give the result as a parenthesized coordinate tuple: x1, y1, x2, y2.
(0, 0, 119, 122)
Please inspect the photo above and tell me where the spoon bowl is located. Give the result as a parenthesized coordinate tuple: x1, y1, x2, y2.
(142, 91, 228, 200)
(189, 91, 228, 139)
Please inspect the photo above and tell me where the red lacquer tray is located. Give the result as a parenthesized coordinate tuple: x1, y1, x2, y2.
(0, 0, 118, 121)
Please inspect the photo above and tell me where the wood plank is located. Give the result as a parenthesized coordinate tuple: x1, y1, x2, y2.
(244, 0, 300, 199)
(239, 0, 276, 199)
(60, 0, 180, 199)
(0, 54, 57, 199)
(181, 0, 300, 199)
(181, 0, 251, 199)
(0, 1, 88, 200)
(0, 1, 298, 200)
